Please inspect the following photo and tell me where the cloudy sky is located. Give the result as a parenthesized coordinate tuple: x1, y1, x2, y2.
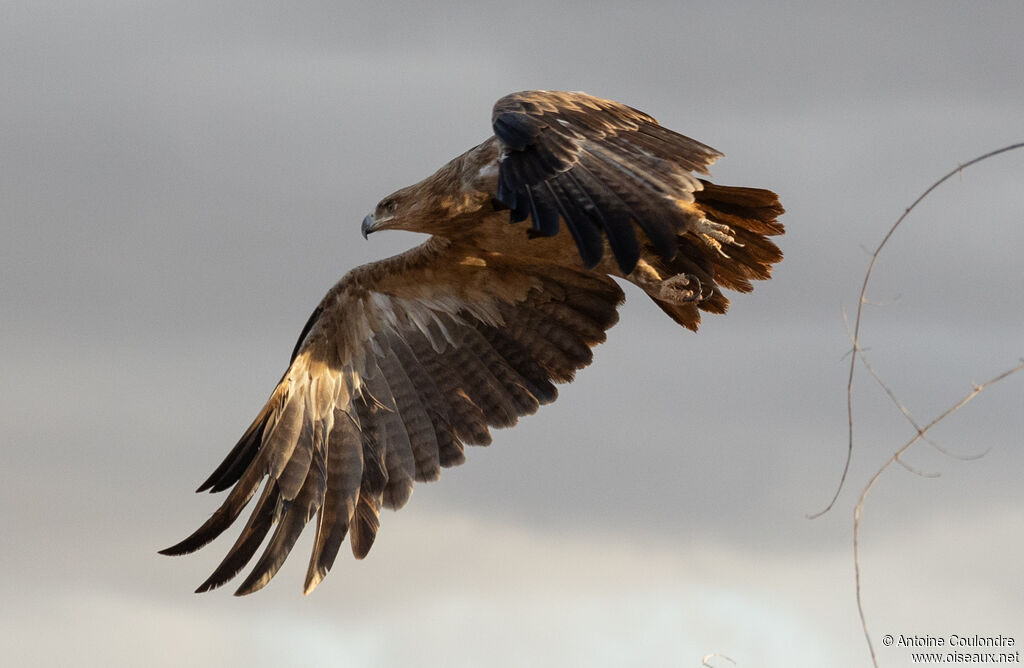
(3, 2, 1022, 666)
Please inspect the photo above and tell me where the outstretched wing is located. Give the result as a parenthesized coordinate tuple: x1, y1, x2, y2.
(492, 90, 723, 274)
(161, 237, 624, 595)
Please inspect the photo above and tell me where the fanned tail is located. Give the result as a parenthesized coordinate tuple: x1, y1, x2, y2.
(651, 181, 784, 330)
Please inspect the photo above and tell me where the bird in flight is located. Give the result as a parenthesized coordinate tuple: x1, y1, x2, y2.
(162, 90, 785, 595)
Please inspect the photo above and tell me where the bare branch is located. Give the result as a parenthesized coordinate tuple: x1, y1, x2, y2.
(809, 142, 1024, 519)
(892, 454, 940, 478)
(810, 143, 1024, 667)
(854, 361, 1024, 665)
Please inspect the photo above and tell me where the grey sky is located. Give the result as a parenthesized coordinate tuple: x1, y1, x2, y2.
(3, 2, 1023, 666)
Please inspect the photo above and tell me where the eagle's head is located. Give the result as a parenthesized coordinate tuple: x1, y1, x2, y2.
(361, 142, 499, 240)
(361, 181, 425, 239)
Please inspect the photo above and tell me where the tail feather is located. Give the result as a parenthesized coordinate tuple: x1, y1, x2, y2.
(695, 180, 785, 233)
(651, 181, 784, 330)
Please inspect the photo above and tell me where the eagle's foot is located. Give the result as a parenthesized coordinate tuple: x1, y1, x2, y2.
(653, 273, 704, 304)
(693, 218, 740, 258)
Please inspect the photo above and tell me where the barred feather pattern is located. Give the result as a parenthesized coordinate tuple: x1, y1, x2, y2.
(160, 238, 624, 595)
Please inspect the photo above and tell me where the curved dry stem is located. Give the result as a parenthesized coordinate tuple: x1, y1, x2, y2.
(854, 361, 1024, 665)
(806, 142, 1024, 667)
(809, 142, 1024, 519)
(892, 454, 940, 478)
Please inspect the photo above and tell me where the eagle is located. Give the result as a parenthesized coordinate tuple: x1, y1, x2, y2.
(161, 90, 784, 595)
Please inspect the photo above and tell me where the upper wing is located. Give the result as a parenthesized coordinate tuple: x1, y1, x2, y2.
(492, 90, 724, 274)
(161, 237, 624, 595)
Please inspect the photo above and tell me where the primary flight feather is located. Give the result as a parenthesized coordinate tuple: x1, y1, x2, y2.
(161, 90, 785, 595)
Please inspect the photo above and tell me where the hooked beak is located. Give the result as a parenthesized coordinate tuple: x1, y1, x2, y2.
(361, 213, 377, 239)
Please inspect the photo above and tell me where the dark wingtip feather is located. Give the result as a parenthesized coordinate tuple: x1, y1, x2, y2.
(232, 493, 315, 596)
(159, 531, 210, 558)
(158, 543, 187, 557)
(159, 518, 230, 558)
(160, 465, 266, 557)
(189, 482, 282, 592)
(233, 580, 264, 596)
(196, 411, 270, 493)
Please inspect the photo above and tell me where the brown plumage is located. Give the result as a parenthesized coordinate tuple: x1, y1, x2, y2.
(161, 90, 785, 595)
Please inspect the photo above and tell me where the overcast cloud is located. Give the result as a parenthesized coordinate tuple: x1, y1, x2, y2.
(2, 2, 1022, 666)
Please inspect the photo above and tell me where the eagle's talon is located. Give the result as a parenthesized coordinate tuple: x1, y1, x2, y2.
(655, 273, 704, 304)
(693, 218, 740, 257)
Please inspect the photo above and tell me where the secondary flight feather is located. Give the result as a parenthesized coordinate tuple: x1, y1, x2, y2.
(161, 90, 785, 595)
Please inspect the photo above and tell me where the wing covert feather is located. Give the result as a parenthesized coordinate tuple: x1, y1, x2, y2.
(492, 90, 723, 273)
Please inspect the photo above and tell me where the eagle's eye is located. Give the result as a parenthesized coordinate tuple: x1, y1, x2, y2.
(380, 198, 398, 215)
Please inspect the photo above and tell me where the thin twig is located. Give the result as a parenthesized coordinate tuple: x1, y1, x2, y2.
(808, 142, 1024, 519)
(854, 361, 1024, 665)
(840, 307, 993, 465)
(821, 142, 1024, 667)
